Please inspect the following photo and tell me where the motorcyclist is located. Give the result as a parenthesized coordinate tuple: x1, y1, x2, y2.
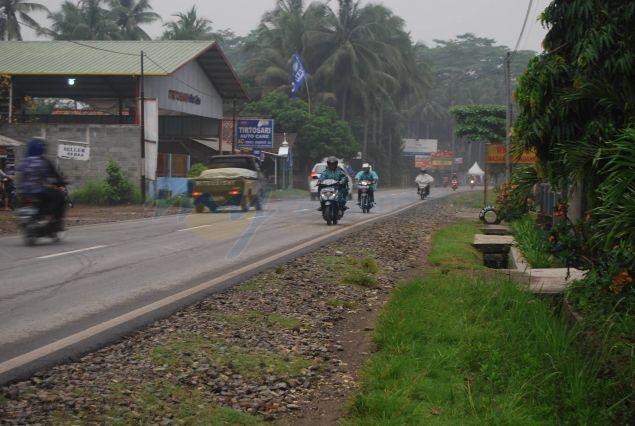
(317, 156, 349, 212)
(451, 173, 459, 188)
(354, 162, 378, 205)
(415, 168, 434, 196)
(17, 137, 67, 231)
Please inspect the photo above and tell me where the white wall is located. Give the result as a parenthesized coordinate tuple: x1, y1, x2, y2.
(144, 61, 223, 119)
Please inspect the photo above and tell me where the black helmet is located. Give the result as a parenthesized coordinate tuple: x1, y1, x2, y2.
(420, 168, 427, 173)
(326, 156, 338, 170)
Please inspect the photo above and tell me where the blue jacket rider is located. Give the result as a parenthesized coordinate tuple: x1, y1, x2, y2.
(354, 162, 378, 204)
(17, 137, 67, 231)
(317, 156, 349, 211)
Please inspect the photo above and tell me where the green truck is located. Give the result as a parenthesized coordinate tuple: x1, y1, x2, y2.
(188, 155, 268, 213)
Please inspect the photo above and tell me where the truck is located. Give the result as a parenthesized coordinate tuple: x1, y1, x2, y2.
(188, 155, 268, 213)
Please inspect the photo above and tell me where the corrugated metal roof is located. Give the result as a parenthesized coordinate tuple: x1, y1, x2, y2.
(0, 40, 248, 100)
(3, 40, 205, 75)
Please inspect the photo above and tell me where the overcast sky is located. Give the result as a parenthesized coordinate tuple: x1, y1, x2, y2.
(24, 0, 550, 52)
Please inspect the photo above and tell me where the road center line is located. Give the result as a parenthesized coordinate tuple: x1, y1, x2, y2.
(177, 225, 212, 231)
(37, 245, 108, 259)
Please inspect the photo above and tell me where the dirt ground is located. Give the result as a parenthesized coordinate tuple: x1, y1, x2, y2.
(0, 203, 171, 236)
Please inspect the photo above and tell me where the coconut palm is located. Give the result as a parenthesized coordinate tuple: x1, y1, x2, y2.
(243, 0, 329, 97)
(107, 0, 160, 40)
(161, 6, 215, 40)
(0, 0, 49, 40)
(49, 0, 119, 40)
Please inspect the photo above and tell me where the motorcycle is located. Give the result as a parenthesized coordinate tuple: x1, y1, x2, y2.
(1, 177, 18, 210)
(357, 179, 374, 213)
(417, 182, 430, 200)
(15, 182, 68, 246)
(318, 178, 343, 225)
(470, 177, 476, 189)
(451, 178, 459, 191)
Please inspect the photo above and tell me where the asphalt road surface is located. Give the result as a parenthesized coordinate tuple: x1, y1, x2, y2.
(0, 185, 470, 383)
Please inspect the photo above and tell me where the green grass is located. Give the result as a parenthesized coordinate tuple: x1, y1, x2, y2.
(320, 254, 381, 288)
(150, 335, 313, 379)
(212, 310, 302, 330)
(427, 221, 482, 270)
(341, 221, 624, 426)
(511, 215, 554, 268)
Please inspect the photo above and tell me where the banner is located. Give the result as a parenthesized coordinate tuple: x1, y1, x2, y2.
(291, 51, 306, 99)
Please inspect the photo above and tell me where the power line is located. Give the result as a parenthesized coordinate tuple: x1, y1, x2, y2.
(511, 0, 534, 59)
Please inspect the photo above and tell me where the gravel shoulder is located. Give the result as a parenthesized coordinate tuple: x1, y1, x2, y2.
(0, 201, 462, 425)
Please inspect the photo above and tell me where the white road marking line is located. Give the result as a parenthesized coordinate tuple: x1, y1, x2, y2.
(37, 245, 107, 259)
(177, 225, 211, 231)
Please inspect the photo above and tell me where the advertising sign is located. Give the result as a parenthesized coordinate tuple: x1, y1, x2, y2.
(402, 139, 437, 155)
(57, 143, 90, 161)
(414, 156, 432, 168)
(236, 119, 274, 148)
(487, 143, 536, 164)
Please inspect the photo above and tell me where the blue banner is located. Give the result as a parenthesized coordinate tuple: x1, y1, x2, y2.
(236, 119, 274, 148)
(291, 51, 306, 99)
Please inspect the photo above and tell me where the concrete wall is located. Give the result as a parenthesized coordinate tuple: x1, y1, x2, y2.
(1, 123, 142, 191)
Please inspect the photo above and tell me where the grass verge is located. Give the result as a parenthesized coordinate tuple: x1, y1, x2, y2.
(341, 221, 625, 425)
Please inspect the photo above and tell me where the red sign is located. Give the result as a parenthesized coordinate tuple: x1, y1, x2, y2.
(487, 144, 535, 164)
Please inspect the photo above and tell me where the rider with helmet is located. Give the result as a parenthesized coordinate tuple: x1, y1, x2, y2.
(354, 162, 378, 205)
(17, 137, 67, 231)
(317, 156, 349, 212)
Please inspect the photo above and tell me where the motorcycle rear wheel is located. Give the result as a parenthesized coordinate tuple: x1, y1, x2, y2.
(23, 224, 37, 246)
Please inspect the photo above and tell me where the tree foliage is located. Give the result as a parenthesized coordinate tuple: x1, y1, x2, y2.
(513, 0, 635, 305)
(0, 0, 49, 40)
(449, 104, 506, 143)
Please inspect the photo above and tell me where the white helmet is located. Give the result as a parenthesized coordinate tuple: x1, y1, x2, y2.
(362, 163, 370, 172)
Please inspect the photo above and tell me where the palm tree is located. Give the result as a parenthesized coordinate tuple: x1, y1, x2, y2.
(0, 0, 49, 40)
(306, 0, 405, 121)
(49, 0, 119, 40)
(243, 0, 329, 97)
(161, 6, 214, 40)
(107, 0, 160, 40)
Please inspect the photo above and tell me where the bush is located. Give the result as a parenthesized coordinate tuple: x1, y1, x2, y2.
(104, 160, 138, 204)
(70, 179, 108, 204)
(188, 163, 207, 178)
(70, 161, 139, 206)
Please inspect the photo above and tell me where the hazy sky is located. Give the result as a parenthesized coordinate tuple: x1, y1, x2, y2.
(25, 0, 550, 52)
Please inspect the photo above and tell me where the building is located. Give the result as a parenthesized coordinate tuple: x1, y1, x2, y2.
(0, 40, 249, 197)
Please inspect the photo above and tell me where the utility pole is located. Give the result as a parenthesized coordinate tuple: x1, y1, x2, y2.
(505, 51, 512, 182)
(140, 50, 146, 202)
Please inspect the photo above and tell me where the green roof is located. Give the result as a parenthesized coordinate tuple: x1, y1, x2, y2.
(0, 40, 248, 99)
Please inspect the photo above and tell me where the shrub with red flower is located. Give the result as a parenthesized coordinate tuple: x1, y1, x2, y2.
(609, 271, 633, 294)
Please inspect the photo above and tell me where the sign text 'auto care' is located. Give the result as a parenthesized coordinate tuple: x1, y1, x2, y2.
(236, 119, 274, 148)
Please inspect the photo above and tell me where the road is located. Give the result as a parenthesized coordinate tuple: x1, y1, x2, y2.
(0, 185, 468, 383)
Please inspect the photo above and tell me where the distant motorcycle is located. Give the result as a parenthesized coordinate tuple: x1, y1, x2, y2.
(1, 177, 18, 210)
(318, 178, 343, 225)
(357, 179, 374, 213)
(451, 178, 459, 191)
(15, 181, 68, 246)
(417, 182, 430, 200)
(470, 177, 476, 189)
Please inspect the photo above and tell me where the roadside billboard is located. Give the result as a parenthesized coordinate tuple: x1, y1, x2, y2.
(402, 138, 437, 155)
(487, 143, 535, 164)
(236, 119, 274, 149)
